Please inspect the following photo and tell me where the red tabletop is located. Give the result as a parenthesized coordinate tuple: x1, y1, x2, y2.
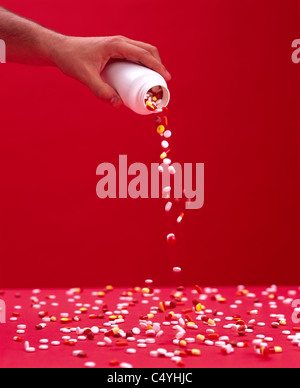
(0, 286, 299, 368)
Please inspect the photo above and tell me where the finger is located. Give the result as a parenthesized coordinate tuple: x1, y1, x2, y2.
(85, 68, 123, 107)
(110, 41, 171, 81)
(123, 38, 163, 63)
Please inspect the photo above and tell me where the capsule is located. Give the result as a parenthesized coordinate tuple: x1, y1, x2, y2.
(177, 212, 184, 223)
(196, 334, 205, 342)
(269, 346, 282, 354)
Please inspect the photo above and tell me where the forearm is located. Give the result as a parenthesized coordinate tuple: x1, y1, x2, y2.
(0, 6, 63, 66)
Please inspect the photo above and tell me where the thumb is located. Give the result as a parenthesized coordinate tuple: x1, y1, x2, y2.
(87, 70, 122, 107)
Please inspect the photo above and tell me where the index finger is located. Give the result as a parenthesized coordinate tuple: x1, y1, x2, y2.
(110, 41, 171, 81)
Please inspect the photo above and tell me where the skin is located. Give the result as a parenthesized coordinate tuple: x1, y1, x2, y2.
(0, 6, 171, 107)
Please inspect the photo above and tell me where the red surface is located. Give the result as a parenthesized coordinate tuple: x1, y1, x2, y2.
(0, 0, 300, 288)
(0, 286, 300, 368)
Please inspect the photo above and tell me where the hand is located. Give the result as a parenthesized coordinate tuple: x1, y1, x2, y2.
(52, 35, 171, 107)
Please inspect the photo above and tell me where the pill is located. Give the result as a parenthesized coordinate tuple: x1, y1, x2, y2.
(163, 158, 171, 165)
(168, 166, 176, 175)
(132, 327, 141, 335)
(173, 267, 182, 273)
(177, 212, 184, 223)
(13, 336, 22, 342)
(165, 201, 172, 212)
(167, 233, 176, 245)
(25, 347, 36, 353)
(39, 345, 49, 350)
(164, 130, 172, 138)
(161, 140, 169, 148)
(84, 362, 96, 368)
(126, 348, 137, 354)
(120, 362, 133, 369)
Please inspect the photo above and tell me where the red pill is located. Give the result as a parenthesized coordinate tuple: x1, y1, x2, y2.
(110, 359, 120, 366)
(195, 285, 202, 295)
(116, 339, 128, 346)
(167, 233, 176, 245)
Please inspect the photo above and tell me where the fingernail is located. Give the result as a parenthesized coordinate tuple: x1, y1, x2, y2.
(110, 96, 121, 107)
(165, 70, 172, 80)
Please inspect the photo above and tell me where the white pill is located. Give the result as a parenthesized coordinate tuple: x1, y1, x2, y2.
(164, 130, 172, 138)
(51, 341, 60, 346)
(173, 267, 182, 273)
(91, 326, 99, 334)
(165, 201, 172, 212)
(40, 339, 49, 344)
(161, 140, 169, 149)
(78, 336, 87, 341)
(126, 348, 137, 354)
(132, 328, 141, 335)
(163, 158, 171, 165)
(162, 186, 171, 194)
(17, 325, 26, 330)
(104, 337, 112, 345)
(168, 166, 176, 175)
(39, 345, 48, 350)
(137, 343, 147, 348)
(26, 347, 36, 353)
(120, 362, 133, 368)
(85, 362, 96, 368)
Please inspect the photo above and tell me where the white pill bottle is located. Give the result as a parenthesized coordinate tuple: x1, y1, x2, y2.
(101, 60, 170, 115)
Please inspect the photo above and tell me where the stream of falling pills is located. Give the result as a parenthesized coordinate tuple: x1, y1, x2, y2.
(3, 285, 300, 368)
(145, 87, 184, 274)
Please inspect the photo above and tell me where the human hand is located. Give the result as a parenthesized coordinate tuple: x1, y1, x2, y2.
(52, 35, 171, 107)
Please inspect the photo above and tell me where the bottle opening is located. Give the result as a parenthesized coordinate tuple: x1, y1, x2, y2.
(144, 85, 169, 111)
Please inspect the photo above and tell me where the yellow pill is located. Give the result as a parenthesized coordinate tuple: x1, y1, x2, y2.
(197, 334, 205, 342)
(157, 125, 165, 134)
(191, 349, 201, 356)
(160, 152, 167, 160)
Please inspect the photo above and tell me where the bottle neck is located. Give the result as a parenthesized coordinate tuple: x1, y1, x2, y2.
(138, 80, 170, 114)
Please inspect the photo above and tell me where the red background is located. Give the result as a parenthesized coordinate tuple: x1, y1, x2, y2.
(0, 0, 299, 288)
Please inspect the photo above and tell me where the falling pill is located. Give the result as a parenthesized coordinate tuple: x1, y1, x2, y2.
(167, 233, 177, 245)
(165, 202, 172, 212)
(173, 267, 182, 273)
